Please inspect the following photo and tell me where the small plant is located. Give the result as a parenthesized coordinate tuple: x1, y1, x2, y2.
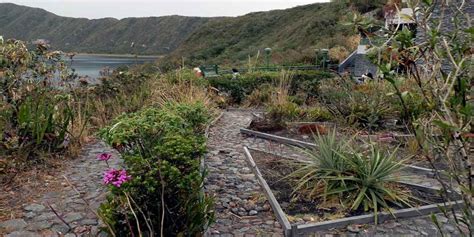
(290, 129, 350, 197)
(330, 146, 410, 221)
(304, 106, 332, 121)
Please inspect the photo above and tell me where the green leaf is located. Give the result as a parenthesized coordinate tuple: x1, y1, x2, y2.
(432, 120, 456, 131)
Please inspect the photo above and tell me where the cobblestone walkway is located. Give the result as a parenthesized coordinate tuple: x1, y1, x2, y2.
(0, 141, 120, 237)
(206, 111, 284, 236)
(0, 110, 463, 236)
(206, 110, 463, 237)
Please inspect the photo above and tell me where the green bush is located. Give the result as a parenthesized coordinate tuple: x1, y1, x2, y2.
(266, 102, 303, 124)
(319, 78, 395, 130)
(304, 106, 333, 121)
(99, 102, 214, 236)
(0, 38, 82, 160)
(208, 70, 331, 104)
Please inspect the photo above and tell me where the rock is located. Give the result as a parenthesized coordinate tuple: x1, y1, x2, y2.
(437, 216, 449, 224)
(249, 210, 258, 216)
(5, 231, 41, 237)
(444, 225, 455, 233)
(39, 229, 59, 237)
(80, 219, 98, 225)
(26, 220, 53, 231)
(347, 224, 361, 233)
(33, 213, 56, 222)
(63, 212, 83, 223)
(24, 212, 36, 219)
(384, 221, 401, 229)
(0, 219, 28, 232)
(262, 203, 271, 211)
(24, 204, 46, 212)
(51, 223, 70, 234)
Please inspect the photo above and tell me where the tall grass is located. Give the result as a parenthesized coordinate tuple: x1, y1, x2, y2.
(149, 69, 216, 110)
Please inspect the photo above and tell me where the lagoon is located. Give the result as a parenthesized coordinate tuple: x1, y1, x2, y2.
(67, 54, 158, 78)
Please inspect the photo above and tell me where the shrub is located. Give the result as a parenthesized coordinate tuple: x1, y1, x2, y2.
(99, 102, 214, 236)
(318, 77, 396, 130)
(0, 38, 87, 166)
(208, 70, 331, 104)
(266, 102, 303, 124)
(304, 106, 333, 121)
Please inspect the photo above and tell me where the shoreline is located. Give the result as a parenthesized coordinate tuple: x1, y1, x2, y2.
(73, 53, 163, 58)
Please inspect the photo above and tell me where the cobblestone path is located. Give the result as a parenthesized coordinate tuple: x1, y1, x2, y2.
(206, 110, 463, 237)
(0, 110, 463, 236)
(0, 141, 120, 237)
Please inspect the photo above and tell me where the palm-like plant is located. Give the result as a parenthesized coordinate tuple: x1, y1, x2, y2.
(328, 147, 411, 222)
(290, 130, 411, 223)
(290, 129, 351, 199)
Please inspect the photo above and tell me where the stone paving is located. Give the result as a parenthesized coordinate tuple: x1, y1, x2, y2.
(0, 110, 464, 236)
(0, 141, 120, 237)
(206, 110, 463, 236)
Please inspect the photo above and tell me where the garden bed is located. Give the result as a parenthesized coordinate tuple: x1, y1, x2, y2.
(241, 124, 449, 174)
(243, 147, 463, 236)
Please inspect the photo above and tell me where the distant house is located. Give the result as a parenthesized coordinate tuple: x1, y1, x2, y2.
(339, 0, 472, 78)
(338, 2, 415, 78)
(337, 37, 377, 78)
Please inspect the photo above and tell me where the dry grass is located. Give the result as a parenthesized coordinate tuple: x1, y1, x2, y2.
(271, 70, 294, 106)
(148, 69, 216, 111)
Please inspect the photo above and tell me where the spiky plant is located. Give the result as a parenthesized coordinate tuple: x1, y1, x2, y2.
(327, 146, 411, 222)
(290, 131, 411, 223)
(290, 129, 351, 198)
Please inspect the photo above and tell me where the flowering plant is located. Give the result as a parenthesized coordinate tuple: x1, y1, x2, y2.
(97, 153, 112, 161)
(103, 168, 131, 188)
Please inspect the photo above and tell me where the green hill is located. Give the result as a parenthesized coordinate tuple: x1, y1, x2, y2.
(0, 2, 360, 63)
(172, 2, 355, 65)
(0, 3, 210, 55)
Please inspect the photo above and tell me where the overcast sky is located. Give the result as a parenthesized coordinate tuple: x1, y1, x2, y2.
(2, 0, 329, 19)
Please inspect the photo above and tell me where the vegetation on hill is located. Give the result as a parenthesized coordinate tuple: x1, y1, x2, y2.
(0, 3, 210, 55)
(170, 2, 359, 66)
(0, 2, 365, 65)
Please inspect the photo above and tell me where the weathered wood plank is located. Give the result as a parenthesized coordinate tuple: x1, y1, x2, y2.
(243, 147, 292, 236)
(240, 128, 317, 149)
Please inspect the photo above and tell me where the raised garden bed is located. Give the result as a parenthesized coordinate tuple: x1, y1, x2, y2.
(243, 147, 463, 236)
(240, 127, 448, 176)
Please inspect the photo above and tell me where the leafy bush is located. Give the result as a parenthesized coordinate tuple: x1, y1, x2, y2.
(208, 70, 331, 104)
(0, 38, 86, 165)
(291, 131, 410, 222)
(99, 102, 214, 236)
(304, 106, 333, 121)
(266, 102, 303, 124)
(318, 77, 397, 130)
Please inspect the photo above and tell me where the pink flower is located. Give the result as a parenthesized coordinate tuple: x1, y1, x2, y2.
(97, 153, 112, 161)
(103, 169, 131, 188)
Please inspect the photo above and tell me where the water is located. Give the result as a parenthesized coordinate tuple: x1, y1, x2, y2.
(67, 54, 158, 78)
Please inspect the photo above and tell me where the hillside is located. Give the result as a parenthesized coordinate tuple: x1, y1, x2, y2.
(172, 2, 355, 64)
(0, 3, 210, 55)
(0, 2, 359, 63)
